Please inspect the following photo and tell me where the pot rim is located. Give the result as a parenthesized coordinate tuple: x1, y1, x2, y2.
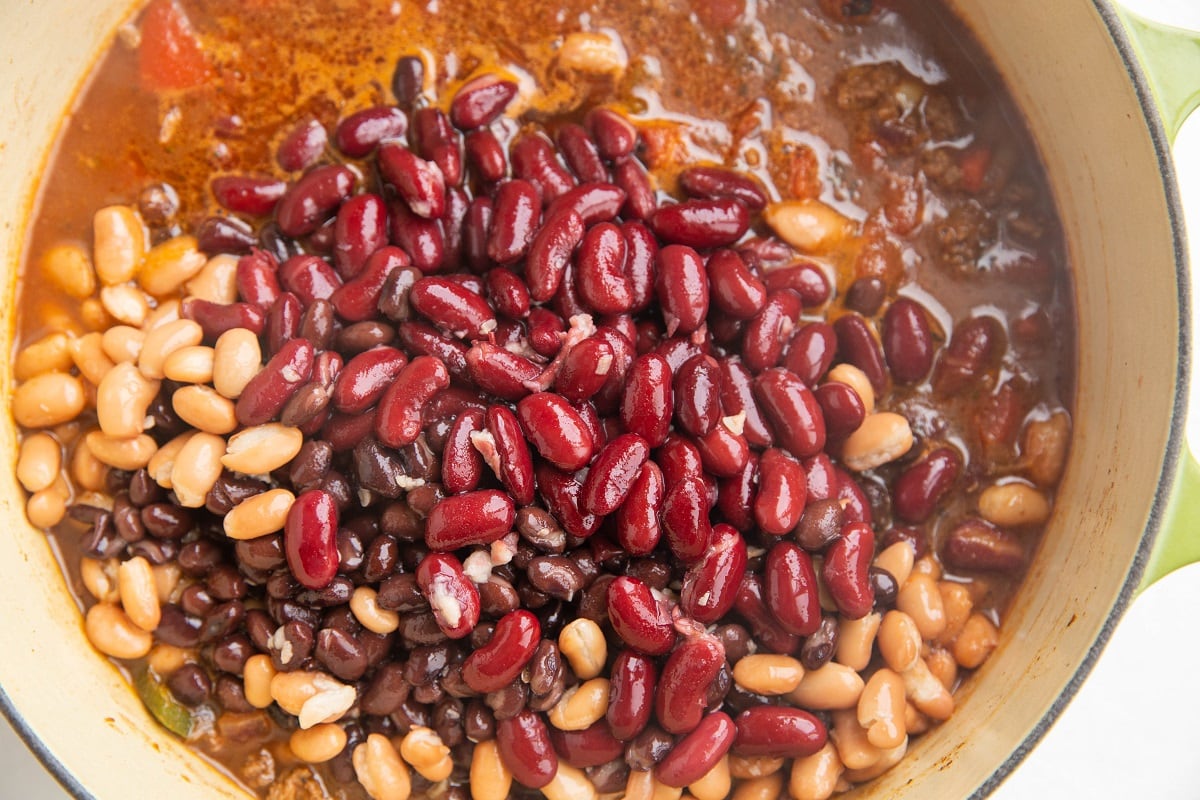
(0, 1, 1192, 797)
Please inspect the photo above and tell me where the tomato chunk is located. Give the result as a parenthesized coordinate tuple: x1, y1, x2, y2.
(138, 0, 211, 92)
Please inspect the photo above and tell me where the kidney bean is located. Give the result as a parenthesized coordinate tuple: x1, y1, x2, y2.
(893, 446, 962, 523)
(679, 165, 768, 210)
(762, 541, 821, 636)
(753, 367, 826, 459)
(282, 489, 339, 590)
(544, 184, 624, 229)
(680, 524, 747, 624)
(278, 254, 342, 307)
(511, 131, 576, 203)
(800, 455, 835, 504)
(715, 453, 758, 531)
(834, 466, 873, 525)
(496, 709, 558, 789)
(483, 179, 540, 264)
(517, 213, 581, 304)
(463, 610, 541, 695)
(753, 448, 807, 535)
(437, 409, 485, 495)
(881, 297, 934, 382)
(276, 164, 355, 238)
(513, 392, 593, 472)
(814, 381, 867, 441)
(761, 262, 831, 308)
(194, 214, 255, 254)
(578, 108, 631, 160)
(549, 720, 624, 768)
(730, 575, 799, 655)
(329, 195, 389, 280)
(833, 313, 888, 395)
(276, 117, 326, 171)
(614, 354, 673, 448)
(333, 106, 407, 158)
(650, 197, 750, 249)
(480, 270, 529, 322)
(374, 355, 450, 448)
(486, 405, 536, 506)
(535, 464, 601, 540)
(211, 175, 286, 217)
(328, 346, 405, 414)
(943, 517, 1025, 572)
(416, 552, 481, 640)
(607, 461, 664, 557)
(742, 290, 803, 373)
(613, 157, 657, 220)
(653, 434, 703, 488)
(554, 124, 607, 183)
(661, 475, 713, 563)
(798, 614, 839, 670)
(376, 140, 445, 220)
(425, 490, 516, 551)
(823, 521, 876, 619)
(578, 433, 649, 516)
(695, 422, 750, 478)
(331, 247, 406, 323)
(572, 222, 630, 314)
(714, 359, 772, 449)
(654, 634, 726, 736)
(732, 706, 826, 758)
(606, 576, 675, 656)
(390, 53, 425, 104)
(655, 245, 709, 335)
(408, 276, 495, 340)
(654, 711, 735, 788)
(706, 248, 766, 319)
(593, 650, 659, 745)
(235, 249, 281, 310)
(387, 199, 445, 272)
(547, 336, 610, 404)
(459, 344, 537, 401)
(411, 106, 463, 185)
(782, 322, 836, 388)
(235, 338, 313, 426)
(672, 354, 721, 437)
(449, 74, 517, 129)
(932, 315, 1006, 395)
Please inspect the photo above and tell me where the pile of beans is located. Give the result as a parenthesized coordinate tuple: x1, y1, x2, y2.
(13, 45, 1070, 800)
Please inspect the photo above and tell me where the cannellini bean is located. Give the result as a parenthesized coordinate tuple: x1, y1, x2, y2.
(80, 558, 119, 603)
(96, 362, 160, 438)
(85, 602, 152, 659)
(978, 481, 1051, 527)
(543, 762, 599, 800)
(840, 412, 913, 472)
(857, 668, 906, 750)
(101, 325, 145, 364)
(14, 332, 74, 381)
(139, 318, 203, 379)
(687, 755, 731, 800)
(17, 433, 61, 493)
(895, 573, 946, 639)
(172, 385, 238, 434)
(70, 332, 116, 385)
(835, 612, 881, 672)
(26, 484, 68, 528)
(118, 556, 161, 632)
(243, 655, 277, 709)
(221, 423, 304, 474)
(185, 254, 239, 304)
(829, 708, 881, 771)
(224, 488, 295, 539)
(763, 199, 853, 253)
(42, 242, 97, 298)
(732, 654, 806, 696)
(138, 235, 207, 296)
(789, 741, 843, 800)
(213, 327, 262, 399)
(350, 586, 400, 634)
(843, 738, 907, 783)
(558, 32, 627, 75)
(290, 724, 347, 764)
(954, 613, 1000, 669)
(99, 284, 150, 326)
(788, 663, 864, 710)
(733, 773, 785, 800)
(93, 205, 146, 285)
(399, 727, 453, 782)
(902, 657, 954, 720)
(147, 431, 196, 489)
(353, 733, 412, 800)
(877, 610, 922, 673)
(162, 345, 215, 384)
(825, 363, 875, 415)
(170, 432, 226, 507)
(13, 373, 86, 428)
(873, 541, 915, 588)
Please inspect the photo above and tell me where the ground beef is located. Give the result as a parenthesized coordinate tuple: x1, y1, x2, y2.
(267, 768, 332, 800)
(935, 200, 996, 271)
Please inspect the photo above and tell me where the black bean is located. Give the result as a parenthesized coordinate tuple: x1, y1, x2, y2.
(624, 557, 673, 591)
(112, 495, 146, 543)
(625, 725, 672, 771)
(870, 566, 899, 609)
(79, 516, 123, 559)
(245, 609, 276, 652)
(390, 696, 432, 735)
(288, 440, 333, 492)
(381, 501, 423, 541)
(316, 627, 369, 681)
(205, 472, 269, 516)
(127, 469, 162, 507)
(215, 676, 254, 714)
(156, 604, 204, 648)
(167, 664, 212, 707)
(270, 619, 315, 672)
(714, 623, 754, 664)
(362, 534, 399, 582)
(235, 534, 287, 571)
(525, 641, 561, 697)
(137, 182, 180, 226)
(392, 55, 425, 106)
(484, 682, 527, 721)
(127, 537, 179, 565)
(377, 573, 424, 613)
(206, 564, 247, 601)
(362, 663, 412, 716)
(280, 383, 332, 428)
(588, 760, 630, 794)
(336, 321, 395, 353)
(213, 634, 255, 675)
(177, 539, 222, 576)
(180, 584, 217, 618)
(526, 556, 586, 601)
(434, 696, 466, 747)
(800, 615, 840, 671)
(795, 498, 844, 552)
(464, 699, 495, 742)
(201, 600, 246, 643)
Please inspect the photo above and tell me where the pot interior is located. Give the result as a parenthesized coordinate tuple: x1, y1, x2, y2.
(0, 1, 1185, 798)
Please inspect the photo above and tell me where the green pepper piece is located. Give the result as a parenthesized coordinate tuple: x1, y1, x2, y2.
(134, 668, 194, 739)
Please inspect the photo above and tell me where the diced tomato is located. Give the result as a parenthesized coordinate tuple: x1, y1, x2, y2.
(138, 0, 211, 92)
(959, 145, 992, 194)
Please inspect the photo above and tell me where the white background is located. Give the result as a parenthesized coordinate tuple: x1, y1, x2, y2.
(4, 1, 1200, 796)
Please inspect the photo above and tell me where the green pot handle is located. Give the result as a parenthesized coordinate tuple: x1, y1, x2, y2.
(1117, 8, 1200, 589)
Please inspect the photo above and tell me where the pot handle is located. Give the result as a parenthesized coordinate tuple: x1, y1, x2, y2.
(1117, 8, 1200, 142)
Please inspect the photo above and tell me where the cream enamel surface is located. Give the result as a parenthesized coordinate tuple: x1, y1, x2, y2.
(0, 2, 1186, 799)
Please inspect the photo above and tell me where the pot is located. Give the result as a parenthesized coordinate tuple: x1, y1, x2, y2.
(1, 1, 1198, 797)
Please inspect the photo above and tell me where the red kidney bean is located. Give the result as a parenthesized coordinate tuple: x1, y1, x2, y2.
(516, 393, 595, 472)
(496, 708, 557, 789)
(450, 74, 517, 129)
(181, 298, 264, 340)
(613, 157, 657, 220)
(547, 182, 627, 226)
(619, 354, 674, 447)
(235, 338, 313, 426)
(607, 576, 675, 656)
(263, 292, 300, 354)
(416, 552, 481, 639)
(332, 193, 389, 279)
(581, 434, 650, 516)
(754, 448, 807, 535)
(733, 575, 800, 655)
(716, 454, 758, 532)
(378, 140, 446, 219)
(524, 209, 584, 303)
(681, 524, 747, 624)
(607, 650, 657, 741)
(321, 409, 377, 452)
(487, 179, 541, 264)
(387, 199, 444, 272)
(822, 521, 875, 619)
(510, 131, 575, 202)
(814, 381, 866, 440)
(622, 220, 659, 313)
(707, 248, 767, 319)
(391, 54, 424, 105)
(464, 128, 508, 183)
(765, 541, 821, 636)
(615, 461, 664, 556)
(486, 405, 536, 506)
(463, 195, 494, 272)
(834, 313, 888, 395)
(732, 707, 827, 758)
(397, 322, 468, 379)
(893, 446, 961, 523)
(425, 490, 516, 551)
(932, 315, 1006, 395)
(654, 711, 736, 788)
(673, 354, 721, 437)
(329, 245, 405, 322)
(196, 214, 256, 254)
(279, 254, 342, 306)
(276, 164, 356, 238)
(276, 117, 327, 171)
(655, 634, 725, 735)
(528, 308, 566, 358)
(655, 245, 709, 336)
(591, 326, 636, 415)
(833, 465, 873, 525)
(761, 262, 831, 308)
(650, 198, 750, 249)
(411, 107, 463, 187)
(464, 609, 540, 693)
(942, 517, 1025, 572)
(883, 297, 934, 383)
(553, 261, 587, 318)
(484, 268, 531, 319)
(575, 222, 632, 314)
(753, 368, 827, 458)
(661, 475, 713, 563)
(284, 489, 339, 590)
(441, 408, 486, 494)
(550, 721, 625, 768)
(535, 463, 601, 540)
(375, 355, 450, 447)
(804, 454, 836, 502)
(783, 322, 837, 387)
(679, 165, 768, 211)
(742, 290, 803, 373)
(715, 358, 773, 448)
(330, 346, 407, 414)
(334, 106, 407, 158)
(235, 249, 282, 309)
(408, 276, 496, 340)
(553, 336, 614, 403)
(212, 175, 286, 217)
(585, 108, 636, 160)
(556, 124, 608, 183)
(463, 342, 540, 401)
(655, 433, 705, 487)
(695, 422, 750, 478)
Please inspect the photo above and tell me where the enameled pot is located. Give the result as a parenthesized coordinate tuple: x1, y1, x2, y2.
(2, 2, 1199, 797)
